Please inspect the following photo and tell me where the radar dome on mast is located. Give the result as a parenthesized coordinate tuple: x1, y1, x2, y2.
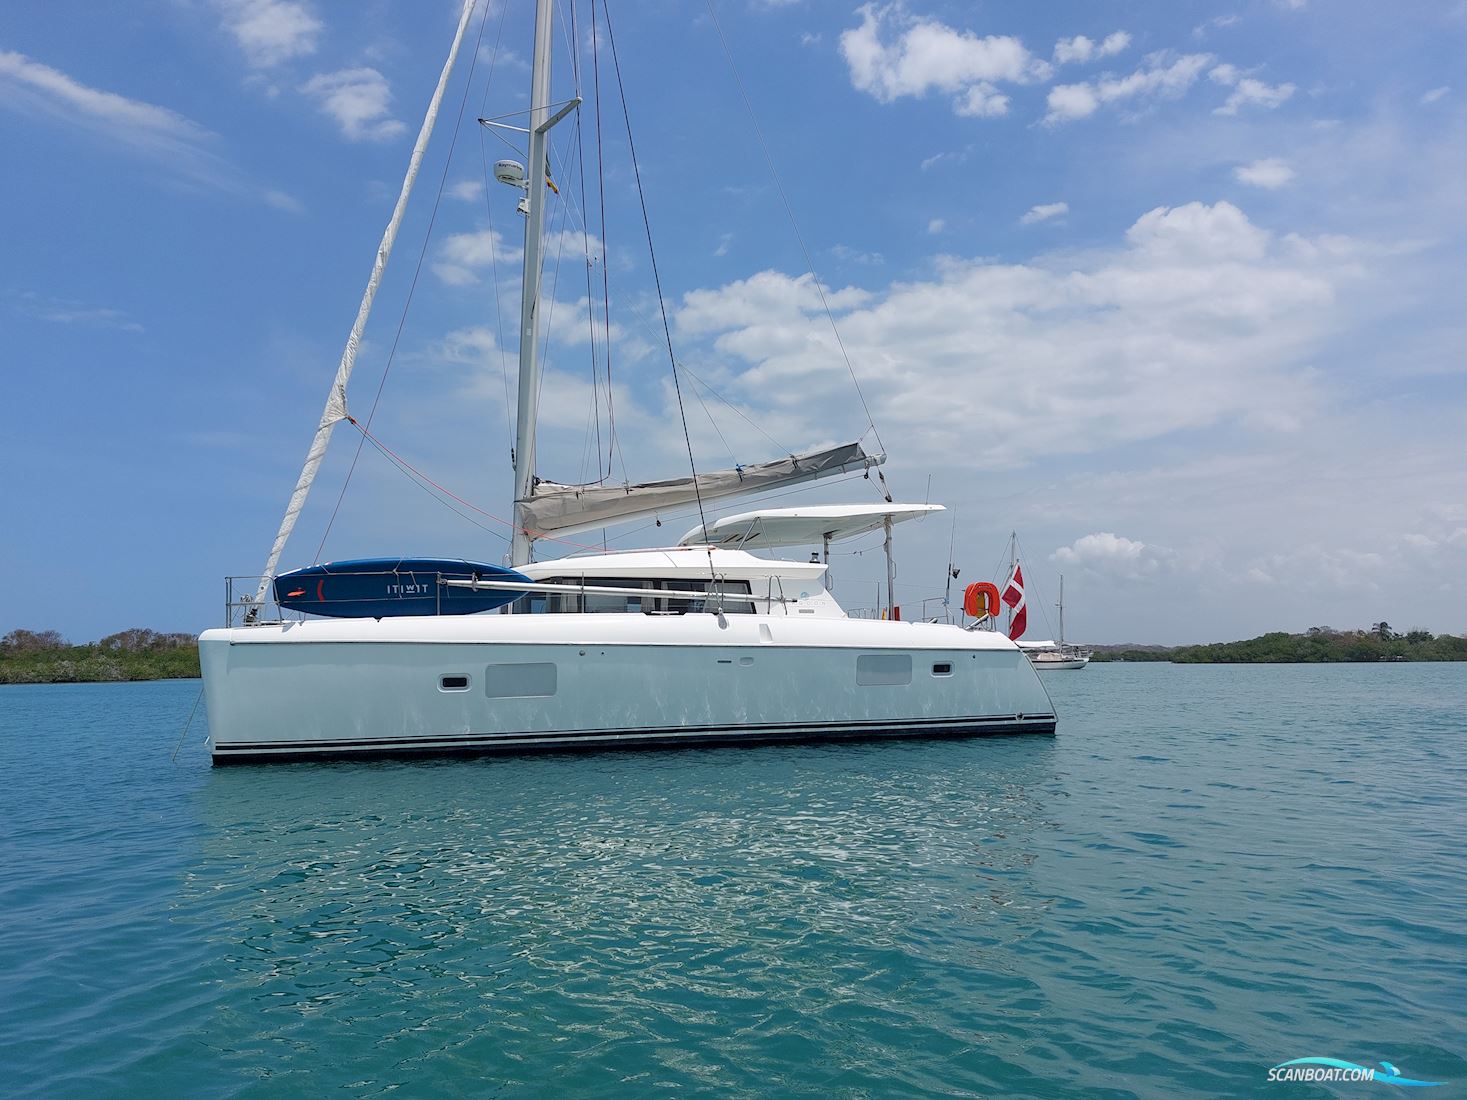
(493, 159, 527, 188)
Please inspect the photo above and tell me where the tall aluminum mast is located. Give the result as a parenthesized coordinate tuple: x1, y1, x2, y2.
(509, 0, 555, 567)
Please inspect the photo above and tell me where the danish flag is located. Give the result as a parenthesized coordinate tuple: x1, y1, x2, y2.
(1002, 564, 1027, 640)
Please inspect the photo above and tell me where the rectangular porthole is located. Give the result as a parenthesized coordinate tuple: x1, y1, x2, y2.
(932, 662, 953, 676)
(439, 674, 470, 691)
(856, 653, 912, 686)
(485, 662, 557, 698)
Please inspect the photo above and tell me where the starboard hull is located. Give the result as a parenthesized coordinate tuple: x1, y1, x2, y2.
(201, 615, 1056, 763)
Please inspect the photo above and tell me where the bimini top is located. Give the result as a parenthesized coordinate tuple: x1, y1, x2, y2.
(678, 503, 944, 550)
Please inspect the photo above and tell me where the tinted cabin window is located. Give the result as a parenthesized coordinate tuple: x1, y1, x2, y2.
(932, 662, 953, 676)
(856, 654, 912, 686)
(519, 577, 752, 614)
(484, 662, 557, 698)
(440, 674, 470, 691)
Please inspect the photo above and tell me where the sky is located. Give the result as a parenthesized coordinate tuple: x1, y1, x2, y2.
(2, 0, 1465, 645)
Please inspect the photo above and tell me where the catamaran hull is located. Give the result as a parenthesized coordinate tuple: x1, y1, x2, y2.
(201, 615, 1056, 763)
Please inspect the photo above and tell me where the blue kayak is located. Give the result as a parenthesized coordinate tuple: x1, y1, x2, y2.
(274, 558, 531, 618)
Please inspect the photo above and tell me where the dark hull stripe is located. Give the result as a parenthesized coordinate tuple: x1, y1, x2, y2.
(213, 715, 1057, 763)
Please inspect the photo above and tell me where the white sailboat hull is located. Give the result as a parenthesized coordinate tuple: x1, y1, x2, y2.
(1030, 655, 1090, 671)
(201, 614, 1056, 763)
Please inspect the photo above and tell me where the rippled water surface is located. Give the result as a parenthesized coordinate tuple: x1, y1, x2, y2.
(2, 665, 1464, 1097)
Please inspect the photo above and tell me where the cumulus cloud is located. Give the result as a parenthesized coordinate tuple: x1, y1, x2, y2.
(1053, 32, 1131, 66)
(433, 227, 524, 285)
(1045, 51, 1212, 124)
(1052, 533, 1163, 579)
(954, 83, 1010, 118)
(1234, 158, 1295, 188)
(447, 179, 484, 202)
(839, 5, 1037, 118)
(299, 68, 405, 141)
(214, 0, 321, 68)
(670, 202, 1354, 470)
(1210, 65, 1296, 115)
(1020, 201, 1068, 225)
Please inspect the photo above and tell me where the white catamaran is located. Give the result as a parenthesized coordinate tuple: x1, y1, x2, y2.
(199, 0, 1056, 762)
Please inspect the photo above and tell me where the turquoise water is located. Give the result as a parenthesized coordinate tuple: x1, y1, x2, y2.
(2, 666, 1464, 1097)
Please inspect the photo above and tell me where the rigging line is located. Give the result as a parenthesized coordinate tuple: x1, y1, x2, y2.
(358, 427, 511, 542)
(591, 0, 618, 477)
(678, 362, 788, 453)
(703, 0, 886, 457)
(572, 55, 604, 481)
(602, 0, 709, 547)
(315, 0, 493, 562)
(170, 685, 206, 764)
(688, 370, 738, 468)
(533, 186, 573, 414)
(595, 468, 875, 545)
(342, 416, 612, 552)
(477, 0, 517, 451)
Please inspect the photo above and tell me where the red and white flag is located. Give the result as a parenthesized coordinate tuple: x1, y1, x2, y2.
(1002, 564, 1027, 640)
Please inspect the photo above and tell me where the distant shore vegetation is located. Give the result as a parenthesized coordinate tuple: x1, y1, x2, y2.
(0, 629, 200, 683)
(3, 622, 1465, 684)
(1092, 624, 1467, 664)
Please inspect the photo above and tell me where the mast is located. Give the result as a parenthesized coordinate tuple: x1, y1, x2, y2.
(510, 0, 555, 567)
(246, 0, 479, 621)
(1058, 573, 1065, 646)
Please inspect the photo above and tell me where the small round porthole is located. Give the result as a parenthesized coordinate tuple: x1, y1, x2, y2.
(932, 662, 953, 676)
(439, 675, 470, 691)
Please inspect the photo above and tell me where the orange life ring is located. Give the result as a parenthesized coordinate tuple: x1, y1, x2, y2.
(963, 582, 1001, 619)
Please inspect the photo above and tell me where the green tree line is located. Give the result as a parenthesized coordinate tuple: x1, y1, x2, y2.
(1092, 624, 1467, 664)
(0, 628, 201, 683)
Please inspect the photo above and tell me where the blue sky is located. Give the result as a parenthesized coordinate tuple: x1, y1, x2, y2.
(2, 0, 1464, 644)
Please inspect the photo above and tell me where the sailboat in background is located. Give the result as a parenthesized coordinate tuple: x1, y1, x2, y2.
(196, 0, 1057, 762)
(999, 535, 1091, 671)
(1020, 574, 1092, 671)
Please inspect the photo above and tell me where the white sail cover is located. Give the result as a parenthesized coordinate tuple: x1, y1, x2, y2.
(519, 441, 884, 537)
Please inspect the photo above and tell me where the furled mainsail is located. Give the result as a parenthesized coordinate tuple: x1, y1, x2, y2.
(518, 441, 884, 538)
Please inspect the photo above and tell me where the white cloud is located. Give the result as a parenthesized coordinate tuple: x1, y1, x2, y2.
(1020, 201, 1068, 225)
(1193, 14, 1241, 39)
(10, 291, 144, 333)
(1052, 533, 1162, 579)
(433, 227, 524, 285)
(299, 68, 406, 141)
(1210, 68, 1296, 115)
(927, 218, 946, 234)
(1053, 31, 1131, 65)
(1421, 86, 1450, 105)
(954, 83, 1009, 118)
(714, 232, 734, 257)
(263, 188, 305, 212)
(1044, 52, 1212, 124)
(448, 179, 484, 202)
(1234, 158, 1295, 188)
(1045, 83, 1098, 122)
(839, 5, 1036, 118)
(214, 0, 321, 69)
(671, 202, 1354, 470)
(919, 149, 966, 172)
(0, 48, 282, 204)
